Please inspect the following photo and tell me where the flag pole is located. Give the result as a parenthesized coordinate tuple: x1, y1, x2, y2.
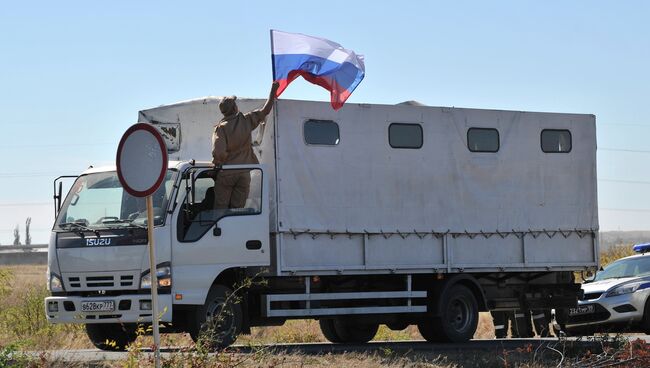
(269, 29, 276, 82)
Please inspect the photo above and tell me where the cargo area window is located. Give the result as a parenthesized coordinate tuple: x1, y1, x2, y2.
(304, 120, 340, 145)
(389, 123, 423, 149)
(177, 168, 263, 242)
(541, 129, 572, 153)
(467, 128, 499, 153)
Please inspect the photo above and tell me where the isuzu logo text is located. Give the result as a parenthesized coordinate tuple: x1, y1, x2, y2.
(86, 238, 112, 247)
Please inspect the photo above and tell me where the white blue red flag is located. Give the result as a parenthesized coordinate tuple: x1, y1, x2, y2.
(271, 30, 365, 110)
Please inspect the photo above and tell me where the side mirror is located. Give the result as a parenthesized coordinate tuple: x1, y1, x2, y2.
(213, 226, 221, 237)
(56, 182, 63, 212)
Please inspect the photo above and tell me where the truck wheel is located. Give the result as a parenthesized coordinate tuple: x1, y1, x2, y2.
(190, 285, 242, 350)
(386, 321, 410, 331)
(418, 284, 478, 343)
(332, 319, 379, 343)
(85, 323, 137, 351)
(319, 319, 343, 343)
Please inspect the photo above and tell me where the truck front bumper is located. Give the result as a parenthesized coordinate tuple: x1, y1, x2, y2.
(45, 294, 173, 324)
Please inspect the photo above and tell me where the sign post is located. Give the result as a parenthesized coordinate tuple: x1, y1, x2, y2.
(116, 123, 168, 368)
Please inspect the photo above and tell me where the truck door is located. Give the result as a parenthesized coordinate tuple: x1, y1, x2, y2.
(172, 165, 270, 296)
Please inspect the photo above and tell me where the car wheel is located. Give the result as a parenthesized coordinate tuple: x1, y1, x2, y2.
(641, 297, 650, 335)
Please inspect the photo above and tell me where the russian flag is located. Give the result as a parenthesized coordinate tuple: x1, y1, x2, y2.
(271, 30, 365, 110)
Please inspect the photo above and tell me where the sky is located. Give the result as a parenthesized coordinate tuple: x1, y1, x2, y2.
(1, 1, 649, 244)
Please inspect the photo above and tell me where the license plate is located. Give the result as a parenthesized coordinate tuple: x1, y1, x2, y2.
(569, 304, 595, 316)
(81, 300, 115, 312)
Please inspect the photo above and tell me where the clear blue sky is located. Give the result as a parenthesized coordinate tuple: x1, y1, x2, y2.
(1, 1, 649, 244)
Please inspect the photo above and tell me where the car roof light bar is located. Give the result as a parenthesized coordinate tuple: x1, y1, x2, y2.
(633, 243, 650, 254)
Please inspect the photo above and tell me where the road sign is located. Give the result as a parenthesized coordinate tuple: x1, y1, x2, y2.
(116, 123, 167, 368)
(116, 123, 168, 196)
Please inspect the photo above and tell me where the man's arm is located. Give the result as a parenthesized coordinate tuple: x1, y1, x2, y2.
(212, 126, 228, 166)
(260, 81, 280, 117)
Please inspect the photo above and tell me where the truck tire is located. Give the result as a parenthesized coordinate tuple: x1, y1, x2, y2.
(85, 323, 137, 351)
(319, 319, 343, 343)
(386, 321, 410, 331)
(332, 319, 379, 343)
(189, 285, 242, 350)
(418, 284, 478, 343)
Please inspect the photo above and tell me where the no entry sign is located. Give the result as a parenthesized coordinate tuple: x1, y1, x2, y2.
(116, 123, 168, 197)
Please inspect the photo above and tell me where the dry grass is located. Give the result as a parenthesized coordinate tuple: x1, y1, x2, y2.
(600, 244, 637, 267)
(0, 265, 89, 350)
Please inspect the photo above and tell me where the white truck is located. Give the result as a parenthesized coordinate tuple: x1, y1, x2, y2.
(45, 97, 598, 350)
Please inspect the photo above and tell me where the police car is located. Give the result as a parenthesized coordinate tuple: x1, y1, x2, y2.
(557, 243, 650, 335)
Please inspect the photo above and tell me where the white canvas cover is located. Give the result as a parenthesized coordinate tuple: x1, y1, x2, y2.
(272, 100, 598, 235)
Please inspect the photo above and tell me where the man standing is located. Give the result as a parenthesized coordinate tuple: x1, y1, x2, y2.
(212, 82, 279, 209)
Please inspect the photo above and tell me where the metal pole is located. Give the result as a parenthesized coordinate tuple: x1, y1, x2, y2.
(146, 195, 161, 368)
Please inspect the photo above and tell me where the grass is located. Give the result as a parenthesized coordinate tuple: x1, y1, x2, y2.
(600, 244, 636, 267)
(0, 265, 87, 351)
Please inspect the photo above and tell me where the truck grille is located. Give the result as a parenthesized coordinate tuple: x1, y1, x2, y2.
(64, 272, 138, 290)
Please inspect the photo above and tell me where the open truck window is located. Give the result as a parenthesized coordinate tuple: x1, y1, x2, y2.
(177, 168, 263, 242)
(389, 123, 423, 149)
(304, 120, 340, 145)
(541, 129, 572, 153)
(467, 128, 499, 153)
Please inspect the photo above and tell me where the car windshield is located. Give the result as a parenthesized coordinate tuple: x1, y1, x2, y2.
(54, 170, 177, 231)
(593, 256, 650, 281)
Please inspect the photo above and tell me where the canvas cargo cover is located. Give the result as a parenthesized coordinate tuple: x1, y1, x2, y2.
(138, 98, 598, 235)
(273, 100, 597, 235)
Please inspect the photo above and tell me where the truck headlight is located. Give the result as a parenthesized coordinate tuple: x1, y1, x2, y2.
(49, 273, 64, 293)
(140, 264, 172, 289)
(606, 282, 650, 297)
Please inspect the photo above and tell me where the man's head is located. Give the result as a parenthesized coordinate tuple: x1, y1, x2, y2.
(219, 96, 238, 117)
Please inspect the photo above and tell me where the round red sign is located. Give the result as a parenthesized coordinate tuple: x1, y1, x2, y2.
(116, 123, 168, 197)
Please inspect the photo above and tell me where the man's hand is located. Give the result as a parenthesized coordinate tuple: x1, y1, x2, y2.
(262, 81, 280, 116)
(271, 81, 280, 97)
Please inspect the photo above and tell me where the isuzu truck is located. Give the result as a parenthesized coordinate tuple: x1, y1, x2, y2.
(45, 98, 598, 350)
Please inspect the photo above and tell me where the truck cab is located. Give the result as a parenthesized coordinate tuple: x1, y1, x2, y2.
(46, 161, 270, 349)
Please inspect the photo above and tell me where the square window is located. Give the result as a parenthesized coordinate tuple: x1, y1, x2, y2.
(389, 123, 423, 149)
(304, 120, 340, 145)
(467, 128, 499, 152)
(541, 129, 571, 153)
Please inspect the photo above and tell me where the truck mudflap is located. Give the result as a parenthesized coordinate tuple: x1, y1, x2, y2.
(45, 294, 173, 324)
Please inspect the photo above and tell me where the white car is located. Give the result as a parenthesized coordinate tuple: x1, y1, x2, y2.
(556, 244, 650, 335)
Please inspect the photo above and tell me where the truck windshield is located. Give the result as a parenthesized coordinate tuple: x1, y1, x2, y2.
(54, 170, 177, 230)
